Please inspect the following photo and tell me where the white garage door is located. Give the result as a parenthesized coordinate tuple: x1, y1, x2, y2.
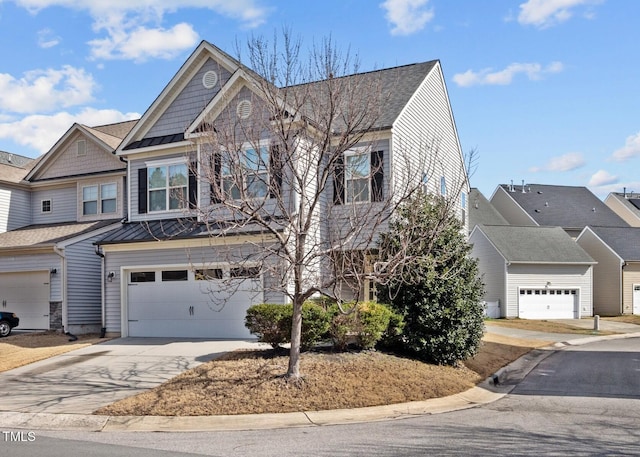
(0, 271, 50, 329)
(518, 288, 578, 319)
(127, 267, 263, 338)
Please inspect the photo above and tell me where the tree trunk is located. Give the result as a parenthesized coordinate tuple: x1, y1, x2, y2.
(287, 296, 303, 378)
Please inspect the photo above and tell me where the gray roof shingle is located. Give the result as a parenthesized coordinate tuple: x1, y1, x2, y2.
(498, 184, 628, 229)
(475, 224, 595, 264)
(469, 188, 509, 229)
(0, 220, 120, 249)
(585, 226, 640, 261)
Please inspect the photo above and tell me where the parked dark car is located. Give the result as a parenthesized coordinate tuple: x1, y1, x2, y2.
(0, 311, 19, 337)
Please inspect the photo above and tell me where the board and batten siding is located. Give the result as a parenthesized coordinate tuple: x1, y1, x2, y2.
(576, 229, 622, 316)
(65, 234, 104, 328)
(31, 186, 77, 224)
(0, 253, 62, 302)
(391, 63, 468, 228)
(469, 229, 507, 315)
(622, 263, 640, 315)
(147, 58, 233, 138)
(0, 186, 30, 232)
(505, 264, 593, 318)
(103, 243, 285, 334)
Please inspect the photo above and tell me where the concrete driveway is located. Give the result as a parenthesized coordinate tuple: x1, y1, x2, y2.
(0, 338, 266, 414)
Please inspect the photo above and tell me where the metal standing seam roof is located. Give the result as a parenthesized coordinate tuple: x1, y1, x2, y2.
(476, 224, 595, 264)
(498, 184, 629, 229)
(585, 226, 640, 261)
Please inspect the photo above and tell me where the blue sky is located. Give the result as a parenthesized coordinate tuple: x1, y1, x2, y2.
(0, 0, 638, 199)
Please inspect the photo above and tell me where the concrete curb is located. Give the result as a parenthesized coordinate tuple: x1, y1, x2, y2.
(3, 331, 639, 433)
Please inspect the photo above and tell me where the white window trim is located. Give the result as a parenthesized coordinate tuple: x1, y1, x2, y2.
(145, 160, 189, 213)
(81, 182, 118, 216)
(221, 141, 271, 201)
(344, 147, 372, 204)
(41, 199, 52, 214)
(82, 185, 99, 215)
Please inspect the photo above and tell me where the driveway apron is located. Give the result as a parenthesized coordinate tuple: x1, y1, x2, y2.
(0, 338, 264, 414)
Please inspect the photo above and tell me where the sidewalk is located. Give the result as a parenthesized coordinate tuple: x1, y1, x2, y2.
(3, 320, 640, 433)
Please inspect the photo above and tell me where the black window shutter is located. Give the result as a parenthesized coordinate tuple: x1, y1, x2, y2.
(269, 144, 282, 199)
(138, 168, 147, 214)
(333, 154, 344, 205)
(210, 153, 222, 203)
(188, 161, 197, 209)
(371, 150, 384, 202)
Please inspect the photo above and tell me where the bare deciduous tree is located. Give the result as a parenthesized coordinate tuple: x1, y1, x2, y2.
(188, 32, 468, 379)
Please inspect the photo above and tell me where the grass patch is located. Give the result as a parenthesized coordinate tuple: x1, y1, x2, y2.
(0, 332, 109, 372)
(602, 315, 640, 325)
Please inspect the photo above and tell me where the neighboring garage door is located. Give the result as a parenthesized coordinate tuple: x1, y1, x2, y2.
(127, 266, 263, 338)
(518, 288, 578, 319)
(0, 271, 50, 329)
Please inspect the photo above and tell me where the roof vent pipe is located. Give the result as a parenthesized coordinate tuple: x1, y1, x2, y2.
(624, 187, 627, 198)
(510, 180, 514, 192)
(522, 180, 526, 193)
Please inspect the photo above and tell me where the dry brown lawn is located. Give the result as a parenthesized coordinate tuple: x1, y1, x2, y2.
(486, 318, 616, 335)
(603, 315, 640, 325)
(95, 333, 544, 417)
(0, 331, 108, 372)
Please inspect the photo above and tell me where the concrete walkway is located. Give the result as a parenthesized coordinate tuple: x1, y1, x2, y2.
(2, 320, 640, 432)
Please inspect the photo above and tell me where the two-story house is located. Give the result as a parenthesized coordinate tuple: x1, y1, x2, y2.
(94, 40, 469, 339)
(0, 121, 136, 333)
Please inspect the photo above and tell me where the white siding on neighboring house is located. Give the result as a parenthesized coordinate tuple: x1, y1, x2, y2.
(0, 253, 62, 302)
(0, 186, 30, 231)
(506, 264, 592, 317)
(31, 186, 77, 224)
(392, 63, 468, 228)
(576, 228, 622, 316)
(147, 58, 233, 138)
(470, 228, 506, 315)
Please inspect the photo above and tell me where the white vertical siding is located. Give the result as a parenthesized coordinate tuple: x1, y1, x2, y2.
(470, 228, 507, 316)
(506, 264, 593, 317)
(576, 229, 622, 315)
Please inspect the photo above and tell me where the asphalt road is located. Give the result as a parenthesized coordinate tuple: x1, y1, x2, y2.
(4, 337, 640, 457)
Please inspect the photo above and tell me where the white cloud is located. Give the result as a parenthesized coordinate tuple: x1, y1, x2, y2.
(611, 132, 640, 162)
(89, 23, 200, 62)
(530, 152, 585, 172)
(380, 0, 434, 36)
(37, 28, 61, 48)
(518, 0, 602, 29)
(13, 0, 270, 61)
(453, 61, 563, 87)
(0, 108, 139, 155)
(0, 66, 97, 114)
(588, 169, 618, 187)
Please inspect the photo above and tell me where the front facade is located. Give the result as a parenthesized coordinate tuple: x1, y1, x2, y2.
(94, 40, 469, 338)
(470, 225, 595, 319)
(0, 121, 135, 333)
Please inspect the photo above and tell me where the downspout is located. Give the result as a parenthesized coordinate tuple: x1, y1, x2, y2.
(621, 261, 626, 315)
(53, 246, 76, 341)
(95, 245, 107, 338)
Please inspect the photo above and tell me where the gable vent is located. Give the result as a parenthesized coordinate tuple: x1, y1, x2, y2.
(237, 100, 253, 119)
(202, 71, 218, 89)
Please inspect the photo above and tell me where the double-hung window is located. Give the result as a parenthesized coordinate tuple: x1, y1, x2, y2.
(221, 145, 269, 200)
(345, 152, 371, 203)
(83, 183, 117, 215)
(148, 163, 188, 212)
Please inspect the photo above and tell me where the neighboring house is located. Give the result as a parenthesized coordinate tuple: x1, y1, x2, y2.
(0, 151, 35, 233)
(491, 183, 628, 238)
(604, 191, 640, 227)
(95, 40, 469, 339)
(577, 226, 640, 315)
(0, 121, 136, 333)
(468, 187, 508, 233)
(470, 225, 595, 319)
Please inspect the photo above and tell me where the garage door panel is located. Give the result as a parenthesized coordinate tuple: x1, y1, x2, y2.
(127, 269, 262, 338)
(0, 271, 49, 329)
(519, 289, 578, 319)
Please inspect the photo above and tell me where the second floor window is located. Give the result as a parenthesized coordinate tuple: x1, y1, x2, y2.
(345, 153, 370, 203)
(82, 183, 117, 215)
(333, 149, 384, 205)
(221, 146, 269, 200)
(148, 164, 188, 212)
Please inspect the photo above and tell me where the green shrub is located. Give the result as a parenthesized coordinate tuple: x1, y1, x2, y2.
(245, 303, 291, 349)
(245, 302, 330, 351)
(328, 302, 403, 350)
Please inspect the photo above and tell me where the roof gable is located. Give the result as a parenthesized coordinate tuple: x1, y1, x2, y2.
(497, 184, 628, 229)
(584, 226, 640, 261)
(476, 224, 594, 264)
(469, 189, 509, 229)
